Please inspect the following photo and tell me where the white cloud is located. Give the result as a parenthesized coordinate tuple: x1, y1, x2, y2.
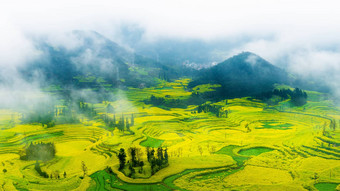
(1, 0, 340, 40)
(0, 16, 40, 69)
(0, 0, 340, 98)
(245, 54, 260, 66)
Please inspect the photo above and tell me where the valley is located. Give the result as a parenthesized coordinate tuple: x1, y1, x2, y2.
(0, 78, 339, 191)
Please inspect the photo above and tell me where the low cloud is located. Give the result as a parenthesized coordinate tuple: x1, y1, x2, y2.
(0, 16, 45, 110)
(245, 54, 260, 66)
(0, 0, 339, 104)
(71, 49, 115, 74)
(228, 31, 340, 97)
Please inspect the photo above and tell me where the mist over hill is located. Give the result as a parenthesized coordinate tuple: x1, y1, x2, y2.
(4, 30, 332, 102)
(0, 0, 339, 108)
(21, 31, 182, 90)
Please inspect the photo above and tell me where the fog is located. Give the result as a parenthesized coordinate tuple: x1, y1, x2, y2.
(1, 0, 340, 108)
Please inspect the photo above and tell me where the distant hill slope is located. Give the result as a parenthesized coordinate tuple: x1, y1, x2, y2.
(22, 30, 179, 88)
(19, 31, 329, 96)
(188, 52, 290, 99)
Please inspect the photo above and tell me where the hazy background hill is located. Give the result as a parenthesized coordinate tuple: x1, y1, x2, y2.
(13, 30, 331, 100)
(21, 31, 181, 89)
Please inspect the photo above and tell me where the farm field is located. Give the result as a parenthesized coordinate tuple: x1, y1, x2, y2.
(0, 79, 339, 191)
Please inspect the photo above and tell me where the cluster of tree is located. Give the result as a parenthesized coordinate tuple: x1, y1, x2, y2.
(34, 161, 67, 179)
(158, 71, 170, 82)
(118, 147, 144, 178)
(34, 161, 49, 178)
(186, 92, 209, 105)
(256, 89, 290, 101)
(147, 147, 169, 175)
(78, 101, 135, 132)
(255, 88, 308, 106)
(22, 106, 55, 128)
(78, 101, 98, 119)
(118, 148, 127, 171)
(78, 101, 137, 133)
(22, 103, 80, 127)
(244, 123, 251, 133)
(81, 161, 87, 178)
(322, 119, 338, 138)
(144, 92, 216, 110)
(117, 146, 169, 178)
(290, 88, 308, 106)
(195, 103, 229, 118)
(330, 119, 337, 131)
(129, 147, 144, 177)
(102, 113, 134, 132)
(144, 95, 187, 109)
(55, 106, 79, 124)
(106, 103, 114, 113)
(20, 142, 56, 161)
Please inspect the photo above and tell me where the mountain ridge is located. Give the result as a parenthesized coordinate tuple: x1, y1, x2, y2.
(22, 30, 180, 88)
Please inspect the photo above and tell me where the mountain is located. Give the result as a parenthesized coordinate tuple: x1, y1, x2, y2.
(19, 31, 328, 98)
(188, 52, 290, 99)
(22, 31, 179, 89)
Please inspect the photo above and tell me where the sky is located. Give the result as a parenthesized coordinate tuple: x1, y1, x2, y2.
(1, 0, 340, 96)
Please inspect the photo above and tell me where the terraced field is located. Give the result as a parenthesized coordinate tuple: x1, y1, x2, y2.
(0, 79, 339, 190)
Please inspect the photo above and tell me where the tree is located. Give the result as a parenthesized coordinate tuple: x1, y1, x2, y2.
(53, 170, 60, 179)
(126, 118, 130, 131)
(131, 114, 134, 126)
(157, 147, 163, 160)
(106, 104, 114, 113)
(312, 172, 319, 181)
(22, 142, 56, 161)
(117, 116, 124, 131)
(330, 119, 336, 131)
(146, 147, 151, 162)
(128, 163, 135, 177)
(146, 147, 169, 175)
(139, 161, 144, 173)
(164, 148, 168, 163)
(81, 161, 87, 177)
(122, 114, 125, 128)
(322, 122, 327, 136)
(245, 123, 251, 133)
(135, 147, 143, 163)
(128, 147, 137, 167)
(117, 115, 125, 131)
(198, 146, 203, 156)
(150, 148, 155, 161)
(291, 88, 308, 106)
(118, 148, 126, 170)
(150, 158, 157, 175)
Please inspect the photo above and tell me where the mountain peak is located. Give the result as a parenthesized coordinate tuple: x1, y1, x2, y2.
(236, 51, 258, 57)
(220, 51, 272, 68)
(189, 52, 289, 98)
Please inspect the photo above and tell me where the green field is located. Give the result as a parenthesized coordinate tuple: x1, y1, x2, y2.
(0, 79, 339, 191)
(140, 136, 164, 147)
(315, 183, 339, 191)
(238, 147, 274, 156)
